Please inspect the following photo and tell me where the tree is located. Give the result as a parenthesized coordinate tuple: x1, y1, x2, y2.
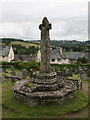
(77, 57, 88, 63)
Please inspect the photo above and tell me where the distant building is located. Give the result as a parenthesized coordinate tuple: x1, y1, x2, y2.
(36, 47, 70, 64)
(69, 52, 90, 62)
(0, 46, 14, 62)
(14, 55, 35, 62)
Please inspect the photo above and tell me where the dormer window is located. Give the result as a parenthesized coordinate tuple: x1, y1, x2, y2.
(51, 59, 55, 62)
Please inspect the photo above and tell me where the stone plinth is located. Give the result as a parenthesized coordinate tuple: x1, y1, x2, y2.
(32, 71, 57, 84)
(13, 78, 76, 105)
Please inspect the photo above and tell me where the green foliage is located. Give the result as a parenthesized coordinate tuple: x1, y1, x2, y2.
(50, 40, 89, 52)
(1, 38, 89, 52)
(50, 63, 89, 68)
(12, 44, 39, 55)
(2, 61, 90, 70)
(24, 83, 32, 87)
(2, 61, 40, 70)
(18, 61, 40, 70)
(1, 38, 24, 45)
(2, 61, 20, 69)
(77, 57, 88, 64)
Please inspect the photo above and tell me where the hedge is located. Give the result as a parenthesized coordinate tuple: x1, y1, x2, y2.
(1, 61, 40, 70)
(1, 61, 90, 70)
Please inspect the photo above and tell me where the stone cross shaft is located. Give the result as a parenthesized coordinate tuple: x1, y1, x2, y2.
(39, 17, 52, 73)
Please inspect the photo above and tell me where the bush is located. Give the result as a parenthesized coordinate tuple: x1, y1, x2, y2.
(50, 63, 89, 68)
(2, 61, 89, 70)
(77, 57, 88, 64)
(2, 61, 40, 70)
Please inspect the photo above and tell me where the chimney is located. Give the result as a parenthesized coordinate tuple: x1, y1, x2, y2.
(59, 47, 63, 54)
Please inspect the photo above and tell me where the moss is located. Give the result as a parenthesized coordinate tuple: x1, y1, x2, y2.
(24, 83, 32, 88)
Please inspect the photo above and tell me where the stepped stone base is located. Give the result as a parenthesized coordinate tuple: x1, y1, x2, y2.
(13, 76, 76, 106)
(32, 71, 57, 84)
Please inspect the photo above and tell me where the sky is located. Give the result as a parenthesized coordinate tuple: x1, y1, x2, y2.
(0, 0, 89, 41)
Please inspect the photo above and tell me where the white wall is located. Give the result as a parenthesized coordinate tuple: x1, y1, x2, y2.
(0, 46, 14, 62)
(8, 46, 14, 62)
(50, 59, 70, 64)
(36, 50, 70, 64)
(36, 50, 41, 62)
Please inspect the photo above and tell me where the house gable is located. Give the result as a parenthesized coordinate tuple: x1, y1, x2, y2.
(36, 47, 70, 64)
(0, 46, 14, 62)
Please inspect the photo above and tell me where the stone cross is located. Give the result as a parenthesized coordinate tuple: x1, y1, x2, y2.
(39, 17, 52, 73)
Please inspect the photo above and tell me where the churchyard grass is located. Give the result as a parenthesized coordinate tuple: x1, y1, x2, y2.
(2, 77, 88, 118)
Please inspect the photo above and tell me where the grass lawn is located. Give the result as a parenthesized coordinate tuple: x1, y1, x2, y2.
(2, 79, 88, 118)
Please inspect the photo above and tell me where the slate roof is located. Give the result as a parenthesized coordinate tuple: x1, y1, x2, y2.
(0, 46, 10, 57)
(14, 55, 35, 62)
(69, 52, 90, 61)
(50, 48, 69, 59)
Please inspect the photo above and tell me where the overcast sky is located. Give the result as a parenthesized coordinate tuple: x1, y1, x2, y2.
(0, 0, 89, 41)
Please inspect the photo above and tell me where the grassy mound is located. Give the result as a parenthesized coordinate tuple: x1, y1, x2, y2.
(2, 80, 88, 118)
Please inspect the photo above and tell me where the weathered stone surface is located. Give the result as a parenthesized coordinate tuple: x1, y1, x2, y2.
(32, 71, 57, 84)
(81, 74, 87, 81)
(13, 17, 76, 106)
(13, 78, 76, 105)
(22, 69, 27, 79)
(39, 17, 52, 73)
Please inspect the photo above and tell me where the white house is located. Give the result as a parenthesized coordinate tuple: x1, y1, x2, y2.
(36, 47, 70, 64)
(0, 46, 14, 62)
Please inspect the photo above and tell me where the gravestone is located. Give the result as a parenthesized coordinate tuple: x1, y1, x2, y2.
(10, 66, 16, 76)
(61, 69, 66, 77)
(3, 68, 6, 72)
(58, 67, 60, 72)
(11, 71, 16, 76)
(0, 77, 2, 83)
(84, 67, 87, 71)
(80, 69, 83, 74)
(0, 67, 2, 83)
(64, 67, 67, 71)
(69, 67, 71, 71)
(11, 76, 16, 83)
(72, 68, 75, 72)
(81, 74, 87, 81)
(51, 68, 54, 72)
(22, 69, 27, 79)
(75, 69, 78, 74)
(11, 65, 15, 71)
(68, 69, 73, 76)
(4, 75, 9, 79)
(3, 68, 8, 73)
(57, 71, 62, 76)
(17, 72, 22, 78)
(87, 68, 90, 77)
(55, 67, 58, 72)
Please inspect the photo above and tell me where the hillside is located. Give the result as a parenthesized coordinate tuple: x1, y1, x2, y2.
(0, 38, 89, 52)
(10, 41, 40, 48)
(0, 38, 40, 48)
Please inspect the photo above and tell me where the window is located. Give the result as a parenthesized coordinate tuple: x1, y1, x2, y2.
(51, 59, 55, 62)
(11, 55, 12, 58)
(58, 58, 61, 61)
